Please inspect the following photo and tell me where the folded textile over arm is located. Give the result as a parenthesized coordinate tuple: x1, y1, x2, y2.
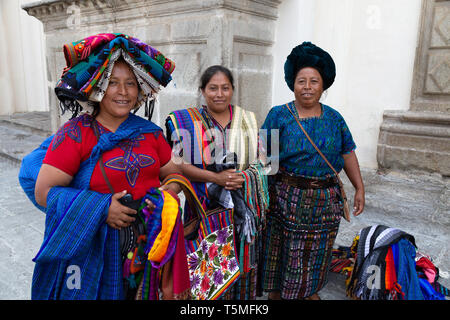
(31, 185, 123, 300)
(33, 186, 111, 263)
(136, 188, 190, 300)
(18, 135, 54, 213)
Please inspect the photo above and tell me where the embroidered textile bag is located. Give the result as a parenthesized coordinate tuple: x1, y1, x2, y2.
(163, 174, 241, 300)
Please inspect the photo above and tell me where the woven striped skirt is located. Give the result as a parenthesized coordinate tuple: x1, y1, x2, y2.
(262, 175, 343, 299)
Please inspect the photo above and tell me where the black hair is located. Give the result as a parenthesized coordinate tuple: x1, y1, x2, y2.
(199, 65, 235, 90)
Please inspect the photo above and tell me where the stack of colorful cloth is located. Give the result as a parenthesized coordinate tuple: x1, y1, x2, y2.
(330, 225, 449, 300)
(122, 188, 190, 300)
(55, 33, 175, 119)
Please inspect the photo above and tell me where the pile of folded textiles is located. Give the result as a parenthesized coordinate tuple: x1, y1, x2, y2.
(330, 225, 449, 300)
(55, 32, 175, 118)
(122, 188, 190, 300)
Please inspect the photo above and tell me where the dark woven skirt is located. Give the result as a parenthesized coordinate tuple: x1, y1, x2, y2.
(262, 176, 343, 299)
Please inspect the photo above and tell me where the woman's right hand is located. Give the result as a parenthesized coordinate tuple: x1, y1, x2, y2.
(213, 169, 245, 190)
(106, 190, 137, 230)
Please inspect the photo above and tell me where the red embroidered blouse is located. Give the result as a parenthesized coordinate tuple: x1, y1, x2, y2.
(43, 114, 172, 200)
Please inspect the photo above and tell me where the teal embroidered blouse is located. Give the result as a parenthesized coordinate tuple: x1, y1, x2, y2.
(261, 101, 356, 178)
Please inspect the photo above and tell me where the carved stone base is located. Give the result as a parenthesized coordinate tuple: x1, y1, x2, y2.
(377, 110, 450, 177)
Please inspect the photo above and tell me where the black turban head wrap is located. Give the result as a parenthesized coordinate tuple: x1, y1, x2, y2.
(284, 41, 336, 92)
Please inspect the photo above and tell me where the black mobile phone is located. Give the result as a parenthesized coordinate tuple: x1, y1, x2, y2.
(119, 193, 133, 206)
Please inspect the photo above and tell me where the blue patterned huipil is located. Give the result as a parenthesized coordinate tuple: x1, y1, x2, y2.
(261, 101, 356, 179)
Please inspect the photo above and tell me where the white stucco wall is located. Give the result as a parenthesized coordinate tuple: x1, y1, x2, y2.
(0, 0, 48, 115)
(271, 0, 422, 169)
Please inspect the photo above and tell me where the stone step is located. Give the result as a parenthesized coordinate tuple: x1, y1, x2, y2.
(342, 169, 449, 234)
(0, 113, 51, 165)
(0, 112, 52, 136)
(0, 125, 49, 165)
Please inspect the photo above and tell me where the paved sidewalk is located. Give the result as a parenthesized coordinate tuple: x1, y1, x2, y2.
(0, 112, 51, 165)
(0, 160, 45, 299)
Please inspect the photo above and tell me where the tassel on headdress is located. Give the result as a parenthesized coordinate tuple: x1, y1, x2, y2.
(59, 100, 84, 120)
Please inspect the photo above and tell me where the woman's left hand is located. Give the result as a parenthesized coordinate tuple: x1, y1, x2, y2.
(159, 182, 181, 194)
(159, 182, 181, 205)
(353, 188, 365, 216)
(213, 169, 245, 190)
(343, 151, 365, 217)
(144, 198, 156, 211)
(141, 183, 179, 214)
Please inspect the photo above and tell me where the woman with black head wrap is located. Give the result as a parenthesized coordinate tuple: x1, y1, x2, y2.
(261, 42, 365, 300)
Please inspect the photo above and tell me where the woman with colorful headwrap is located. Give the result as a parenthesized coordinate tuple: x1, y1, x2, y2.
(261, 42, 365, 300)
(19, 33, 190, 300)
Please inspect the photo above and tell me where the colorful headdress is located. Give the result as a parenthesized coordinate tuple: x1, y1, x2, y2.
(284, 41, 336, 91)
(55, 33, 175, 119)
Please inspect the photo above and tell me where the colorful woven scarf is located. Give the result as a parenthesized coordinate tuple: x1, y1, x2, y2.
(228, 106, 259, 172)
(166, 105, 265, 215)
(166, 105, 260, 195)
(143, 189, 180, 263)
(166, 106, 269, 275)
(136, 188, 190, 300)
(55, 33, 175, 118)
(340, 226, 448, 300)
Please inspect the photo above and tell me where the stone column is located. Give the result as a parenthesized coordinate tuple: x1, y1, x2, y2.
(377, 0, 450, 176)
(22, 0, 281, 132)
